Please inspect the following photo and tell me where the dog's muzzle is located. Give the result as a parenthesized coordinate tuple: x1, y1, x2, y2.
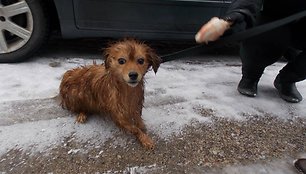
(129, 72, 138, 81)
(127, 72, 139, 87)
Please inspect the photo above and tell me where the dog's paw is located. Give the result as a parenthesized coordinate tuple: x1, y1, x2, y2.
(76, 113, 87, 123)
(139, 134, 154, 150)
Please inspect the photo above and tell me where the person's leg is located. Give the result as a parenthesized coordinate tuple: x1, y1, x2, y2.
(274, 19, 306, 103)
(278, 51, 306, 83)
(274, 54, 305, 103)
(274, 51, 306, 103)
(238, 26, 290, 97)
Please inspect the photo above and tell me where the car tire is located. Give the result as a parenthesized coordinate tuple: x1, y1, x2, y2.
(0, 0, 49, 63)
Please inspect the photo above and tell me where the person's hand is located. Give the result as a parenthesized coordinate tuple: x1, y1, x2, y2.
(195, 17, 231, 44)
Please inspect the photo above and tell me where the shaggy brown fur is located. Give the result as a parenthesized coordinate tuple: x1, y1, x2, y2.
(59, 39, 161, 149)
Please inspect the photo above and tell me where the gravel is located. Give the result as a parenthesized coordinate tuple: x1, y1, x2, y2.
(0, 112, 305, 173)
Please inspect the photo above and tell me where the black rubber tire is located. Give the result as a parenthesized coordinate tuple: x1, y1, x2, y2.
(0, 0, 49, 63)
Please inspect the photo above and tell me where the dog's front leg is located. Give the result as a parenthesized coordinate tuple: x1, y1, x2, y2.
(134, 116, 147, 132)
(112, 114, 154, 149)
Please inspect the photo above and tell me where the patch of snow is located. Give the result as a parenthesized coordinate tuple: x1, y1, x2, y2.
(0, 116, 115, 155)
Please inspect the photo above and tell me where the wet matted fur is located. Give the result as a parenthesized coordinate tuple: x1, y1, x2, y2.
(59, 39, 161, 149)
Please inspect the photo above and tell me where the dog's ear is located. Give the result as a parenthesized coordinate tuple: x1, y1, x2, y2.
(103, 48, 112, 69)
(147, 47, 162, 74)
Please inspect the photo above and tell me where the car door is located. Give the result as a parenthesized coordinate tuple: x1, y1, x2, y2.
(72, 0, 230, 40)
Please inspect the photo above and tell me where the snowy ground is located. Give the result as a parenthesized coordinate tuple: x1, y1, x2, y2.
(0, 50, 305, 173)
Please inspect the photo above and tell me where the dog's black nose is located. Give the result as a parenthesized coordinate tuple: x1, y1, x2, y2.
(129, 72, 138, 81)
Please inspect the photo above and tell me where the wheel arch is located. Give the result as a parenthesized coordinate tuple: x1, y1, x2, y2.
(39, 0, 61, 34)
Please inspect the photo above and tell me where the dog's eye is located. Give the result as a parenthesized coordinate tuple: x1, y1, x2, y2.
(118, 58, 126, 65)
(137, 58, 145, 65)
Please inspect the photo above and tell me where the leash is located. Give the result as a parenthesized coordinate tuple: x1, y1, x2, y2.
(161, 10, 306, 63)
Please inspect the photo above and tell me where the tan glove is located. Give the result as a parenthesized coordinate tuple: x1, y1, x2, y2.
(195, 17, 231, 44)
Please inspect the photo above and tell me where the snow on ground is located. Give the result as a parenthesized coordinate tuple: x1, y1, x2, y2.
(0, 56, 305, 155)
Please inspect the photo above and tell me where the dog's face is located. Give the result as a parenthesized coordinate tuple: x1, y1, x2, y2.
(104, 39, 161, 87)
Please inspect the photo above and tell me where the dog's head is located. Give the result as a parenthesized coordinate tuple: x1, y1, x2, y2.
(103, 39, 161, 87)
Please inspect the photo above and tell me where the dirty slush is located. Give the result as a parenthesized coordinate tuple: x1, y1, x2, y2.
(0, 110, 305, 173)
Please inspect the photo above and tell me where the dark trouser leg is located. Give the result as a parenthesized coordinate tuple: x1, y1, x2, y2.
(273, 19, 306, 103)
(278, 51, 306, 83)
(238, 26, 290, 97)
(240, 26, 290, 81)
(280, 18, 306, 83)
(274, 51, 305, 103)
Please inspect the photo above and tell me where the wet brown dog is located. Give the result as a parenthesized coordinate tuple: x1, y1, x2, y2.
(59, 39, 161, 149)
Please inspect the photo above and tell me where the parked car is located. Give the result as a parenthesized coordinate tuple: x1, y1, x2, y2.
(0, 0, 231, 63)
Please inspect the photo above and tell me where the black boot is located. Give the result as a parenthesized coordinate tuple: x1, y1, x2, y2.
(294, 158, 306, 173)
(274, 75, 303, 103)
(237, 78, 258, 97)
